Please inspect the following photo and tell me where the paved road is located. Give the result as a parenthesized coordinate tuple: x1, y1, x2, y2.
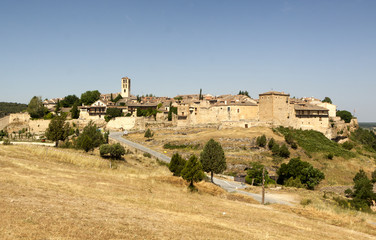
(0, 141, 55, 147)
(109, 132, 293, 205)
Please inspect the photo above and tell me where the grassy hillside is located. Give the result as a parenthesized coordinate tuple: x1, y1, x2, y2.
(1, 145, 376, 239)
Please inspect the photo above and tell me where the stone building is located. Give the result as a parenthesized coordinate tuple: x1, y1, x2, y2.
(121, 77, 131, 98)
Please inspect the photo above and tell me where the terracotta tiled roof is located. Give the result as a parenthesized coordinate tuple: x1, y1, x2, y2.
(294, 104, 329, 111)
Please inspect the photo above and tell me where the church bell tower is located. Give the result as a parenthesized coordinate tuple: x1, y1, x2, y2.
(121, 77, 131, 98)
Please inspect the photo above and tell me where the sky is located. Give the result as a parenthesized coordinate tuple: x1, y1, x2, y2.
(0, 0, 375, 121)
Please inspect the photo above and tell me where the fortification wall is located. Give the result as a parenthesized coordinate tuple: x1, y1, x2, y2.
(9, 113, 30, 123)
(28, 120, 50, 134)
(106, 117, 136, 131)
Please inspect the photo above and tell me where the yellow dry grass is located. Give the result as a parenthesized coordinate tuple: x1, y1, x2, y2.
(0, 145, 376, 239)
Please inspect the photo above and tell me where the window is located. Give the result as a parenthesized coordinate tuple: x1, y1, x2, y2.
(237, 109, 240, 113)
(227, 107, 230, 112)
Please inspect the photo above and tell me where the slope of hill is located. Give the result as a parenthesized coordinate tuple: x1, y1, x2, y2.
(0, 145, 375, 239)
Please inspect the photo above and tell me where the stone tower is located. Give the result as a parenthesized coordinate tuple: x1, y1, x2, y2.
(121, 77, 131, 98)
(258, 91, 290, 126)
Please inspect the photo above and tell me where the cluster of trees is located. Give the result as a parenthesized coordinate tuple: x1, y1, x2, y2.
(0, 102, 27, 118)
(27, 96, 48, 118)
(336, 169, 376, 212)
(238, 90, 250, 97)
(277, 157, 325, 190)
(256, 135, 291, 158)
(137, 108, 158, 118)
(168, 138, 226, 189)
(336, 110, 353, 123)
(350, 128, 376, 152)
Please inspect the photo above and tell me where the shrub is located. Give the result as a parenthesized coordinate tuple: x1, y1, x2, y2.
(372, 169, 376, 183)
(256, 135, 267, 148)
(300, 198, 312, 206)
(290, 142, 298, 149)
(268, 138, 276, 150)
(143, 152, 152, 158)
(279, 144, 290, 158)
(3, 139, 11, 145)
(163, 143, 201, 150)
(284, 133, 294, 145)
(341, 141, 354, 150)
(271, 143, 280, 156)
(100, 143, 125, 160)
(327, 153, 334, 160)
(284, 177, 305, 188)
(144, 128, 154, 139)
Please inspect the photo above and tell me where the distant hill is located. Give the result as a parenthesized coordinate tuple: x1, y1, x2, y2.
(359, 122, 376, 130)
(0, 102, 27, 118)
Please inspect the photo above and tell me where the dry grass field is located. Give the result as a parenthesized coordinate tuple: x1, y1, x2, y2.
(126, 127, 376, 186)
(1, 144, 376, 239)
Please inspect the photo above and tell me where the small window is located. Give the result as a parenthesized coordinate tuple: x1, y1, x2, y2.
(245, 124, 248, 128)
(227, 107, 230, 112)
(237, 109, 240, 113)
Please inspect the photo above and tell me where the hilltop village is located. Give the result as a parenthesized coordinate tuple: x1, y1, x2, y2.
(3, 76, 357, 139)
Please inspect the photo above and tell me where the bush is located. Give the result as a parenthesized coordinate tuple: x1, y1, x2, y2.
(268, 138, 276, 150)
(284, 177, 305, 188)
(256, 135, 267, 148)
(181, 155, 205, 190)
(271, 143, 280, 156)
(100, 143, 125, 159)
(327, 153, 334, 160)
(277, 157, 325, 190)
(143, 152, 152, 158)
(3, 139, 11, 145)
(290, 142, 298, 149)
(144, 128, 154, 139)
(300, 198, 312, 206)
(163, 143, 201, 150)
(279, 144, 290, 158)
(341, 141, 354, 150)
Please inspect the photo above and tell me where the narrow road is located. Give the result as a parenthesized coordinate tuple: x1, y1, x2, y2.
(109, 132, 293, 206)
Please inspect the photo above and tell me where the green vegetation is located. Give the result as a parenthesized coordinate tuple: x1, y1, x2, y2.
(245, 162, 274, 186)
(268, 138, 276, 150)
(322, 97, 332, 104)
(256, 134, 267, 147)
(181, 155, 205, 190)
(0, 102, 27, 118)
(350, 128, 376, 152)
(75, 121, 105, 152)
(144, 128, 154, 140)
(276, 127, 355, 158)
(113, 94, 123, 103)
(80, 90, 101, 105)
(27, 96, 48, 119)
(71, 102, 80, 119)
(336, 110, 353, 123)
(104, 108, 123, 122)
(277, 157, 325, 190)
(200, 139, 226, 182)
(137, 108, 158, 118)
(99, 143, 125, 160)
(337, 169, 376, 212)
(238, 90, 250, 97)
(168, 153, 186, 176)
(167, 106, 177, 121)
(163, 142, 201, 150)
(45, 115, 70, 147)
(60, 95, 79, 107)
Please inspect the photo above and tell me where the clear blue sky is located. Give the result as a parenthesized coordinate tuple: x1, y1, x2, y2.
(1, 0, 375, 121)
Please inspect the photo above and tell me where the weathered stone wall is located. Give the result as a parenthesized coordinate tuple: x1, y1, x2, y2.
(28, 119, 50, 134)
(106, 117, 136, 131)
(0, 116, 10, 130)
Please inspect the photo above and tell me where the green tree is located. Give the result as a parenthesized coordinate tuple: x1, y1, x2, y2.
(245, 162, 273, 186)
(45, 115, 70, 147)
(346, 169, 376, 211)
(144, 128, 154, 140)
(277, 157, 325, 190)
(75, 121, 105, 152)
(27, 96, 47, 118)
(336, 110, 353, 123)
(169, 153, 186, 176)
(256, 135, 267, 147)
(105, 108, 123, 122)
(271, 143, 280, 156)
(55, 100, 61, 114)
(80, 90, 101, 105)
(71, 102, 80, 119)
(322, 97, 332, 104)
(200, 139, 226, 182)
(181, 155, 205, 190)
(60, 95, 79, 107)
(168, 106, 178, 121)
